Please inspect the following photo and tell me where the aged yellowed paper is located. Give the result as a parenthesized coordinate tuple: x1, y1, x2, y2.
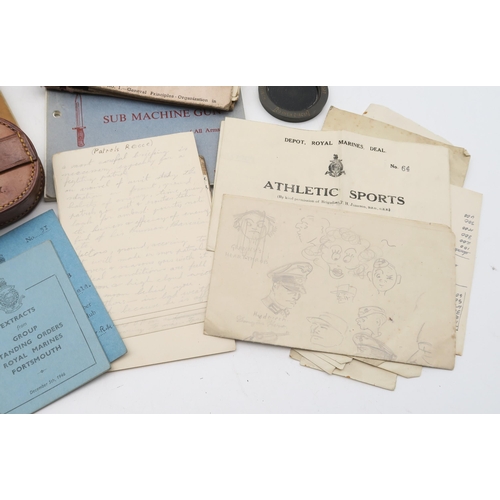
(322, 106, 470, 187)
(363, 104, 453, 145)
(352, 358, 422, 378)
(290, 350, 398, 390)
(53, 132, 235, 370)
(357, 104, 482, 356)
(207, 118, 451, 251)
(205, 195, 456, 369)
(451, 185, 482, 355)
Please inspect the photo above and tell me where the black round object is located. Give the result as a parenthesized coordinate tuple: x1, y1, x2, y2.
(258, 86, 329, 123)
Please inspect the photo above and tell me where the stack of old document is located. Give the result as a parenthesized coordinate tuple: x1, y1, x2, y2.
(203, 105, 482, 390)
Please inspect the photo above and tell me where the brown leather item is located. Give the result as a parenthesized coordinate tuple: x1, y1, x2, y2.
(0, 118, 45, 229)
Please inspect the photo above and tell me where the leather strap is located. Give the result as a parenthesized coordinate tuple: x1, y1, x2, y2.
(0, 132, 33, 174)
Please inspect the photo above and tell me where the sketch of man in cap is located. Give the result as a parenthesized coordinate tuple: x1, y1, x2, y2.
(308, 313, 347, 348)
(261, 262, 313, 316)
(368, 258, 401, 295)
(352, 306, 396, 361)
(332, 284, 357, 304)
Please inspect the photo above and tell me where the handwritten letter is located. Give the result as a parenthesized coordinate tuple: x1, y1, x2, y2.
(53, 133, 213, 337)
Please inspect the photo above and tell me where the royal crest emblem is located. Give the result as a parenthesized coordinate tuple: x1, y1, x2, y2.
(325, 154, 346, 177)
(0, 278, 24, 314)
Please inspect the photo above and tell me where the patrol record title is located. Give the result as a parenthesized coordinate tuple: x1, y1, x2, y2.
(263, 182, 405, 205)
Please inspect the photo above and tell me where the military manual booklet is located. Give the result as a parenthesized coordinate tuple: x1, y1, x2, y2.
(0, 241, 110, 414)
(44, 89, 245, 200)
(0, 210, 126, 363)
(45, 86, 241, 111)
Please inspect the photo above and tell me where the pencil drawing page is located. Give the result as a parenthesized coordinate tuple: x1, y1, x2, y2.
(205, 195, 456, 369)
(207, 118, 451, 251)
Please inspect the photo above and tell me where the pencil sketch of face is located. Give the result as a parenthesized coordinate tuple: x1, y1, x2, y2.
(318, 228, 377, 280)
(353, 307, 395, 360)
(368, 259, 401, 294)
(308, 313, 347, 348)
(234, 211, 276, 241)
(233, 211, 276, 262)
(295, 216, 329, 244)
(332, 284, 357, 304)
(261, 262, 313, 315)
(356, 308, 386, 338)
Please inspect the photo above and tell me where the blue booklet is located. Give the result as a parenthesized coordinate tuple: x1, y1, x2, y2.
(0, 210, 126, 363)
(0, 241, 110, 414)
(45, 89, 246, 199)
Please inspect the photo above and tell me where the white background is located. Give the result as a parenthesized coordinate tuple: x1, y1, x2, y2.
(1, 85, 498, 414)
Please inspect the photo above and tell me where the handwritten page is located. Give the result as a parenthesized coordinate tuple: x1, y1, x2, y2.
(205, 195, 457, 369)
(53, 132, 234, 370)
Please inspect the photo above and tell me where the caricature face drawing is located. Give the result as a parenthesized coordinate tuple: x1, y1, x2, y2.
(353, 306, 395, 360)
(332, 285, 357, 304)
(262, 262, 313, 316)
(235, 211, 275, 241)
(295, 216, 329, 244)
(317, 228, 377, 280)
(233, 211, 276, 261)
(240, 213, 270, 241)
(369, 259, 401, 294)
(308, 313, 347, 348)
(356, 310, 386, 338)
(273, 283, 301, 309)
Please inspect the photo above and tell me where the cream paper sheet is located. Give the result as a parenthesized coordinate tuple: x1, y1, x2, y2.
(363, 104, 453, 144)
(290, 350, 398, 390)
(207, 118, 452, 252)
(352, 358, 422, 378)
(205, 195, 456, 369)
(293, 106, 480, 383)
(53, 132, 235, 370)
(322, 106, 470, 187)
(341, 105, 482, 356)
(451, 185, 483, 355)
